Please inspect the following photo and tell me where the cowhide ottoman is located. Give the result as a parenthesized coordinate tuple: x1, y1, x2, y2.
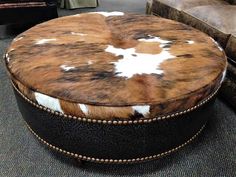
(4, 12, 227, 164)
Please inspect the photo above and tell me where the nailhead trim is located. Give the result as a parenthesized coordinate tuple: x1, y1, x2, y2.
(12, 81, 219, 125)
(25, 121, 206, 164)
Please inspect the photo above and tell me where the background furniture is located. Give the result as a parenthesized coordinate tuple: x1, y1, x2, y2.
(0, 0, 58, 25)
(60, 0, 98, 9)
(147, 0, 236, 110)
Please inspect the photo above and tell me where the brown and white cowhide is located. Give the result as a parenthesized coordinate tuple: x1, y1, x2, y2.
(5, 12, 227, 120)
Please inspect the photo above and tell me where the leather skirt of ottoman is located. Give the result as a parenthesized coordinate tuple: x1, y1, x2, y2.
(13, 83, 216, 164)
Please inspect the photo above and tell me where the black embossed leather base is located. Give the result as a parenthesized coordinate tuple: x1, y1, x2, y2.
(13, 87, 215, 163)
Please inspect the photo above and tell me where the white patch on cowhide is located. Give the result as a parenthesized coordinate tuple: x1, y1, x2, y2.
(5, 53, 10, 62)
(35, 39, 57, 45)
(220, 69, 227, 84)
(210, 37, 223, 51)
(79, 104, 89, 115)
(91, 11, 124, 17)
(35, 92, 64, 113)
(106, 35, 175, 78)
(132, 105, 150, 117)
(138, 35, 170, 46)
(60, 65, 75, 71)
(88, 60, 93, 65)
(13, 36, 23, 42)
(187, 40, 194, 44)
(5, 49, 15, 62)
(71, 32, 87, 36)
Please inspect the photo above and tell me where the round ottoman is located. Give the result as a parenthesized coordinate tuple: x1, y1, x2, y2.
(4, 12, 227, 164)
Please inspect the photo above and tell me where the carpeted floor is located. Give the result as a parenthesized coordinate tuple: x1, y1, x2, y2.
(0, 0, 236, 176)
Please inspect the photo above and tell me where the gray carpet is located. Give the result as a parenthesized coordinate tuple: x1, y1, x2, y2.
(0, 0, 236, 176)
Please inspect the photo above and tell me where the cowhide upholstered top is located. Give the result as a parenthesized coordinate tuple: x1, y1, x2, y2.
(5, 12, 227, 120)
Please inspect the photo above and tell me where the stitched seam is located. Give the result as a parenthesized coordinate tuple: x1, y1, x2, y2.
(12, 81, 218, 125)
(25, 121, 206, 164)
